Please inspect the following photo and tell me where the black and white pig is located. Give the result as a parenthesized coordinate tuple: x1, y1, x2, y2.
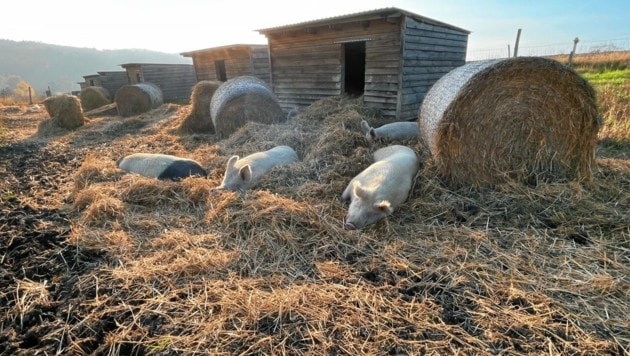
(116, 153, 207, 181)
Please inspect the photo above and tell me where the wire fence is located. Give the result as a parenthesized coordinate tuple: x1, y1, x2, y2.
(466, 36, 630, 61)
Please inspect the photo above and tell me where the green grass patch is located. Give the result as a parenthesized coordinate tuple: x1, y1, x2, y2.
(580, 69, 630, 86)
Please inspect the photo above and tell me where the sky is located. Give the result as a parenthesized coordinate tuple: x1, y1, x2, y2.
(2, 0, 629, 60)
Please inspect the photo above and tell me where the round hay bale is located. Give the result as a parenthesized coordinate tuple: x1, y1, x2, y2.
(42, 94, 86, 130)
(179, 80, 222, 133)
(115, 83, 163, 117)
(79, 86, 111, 111)
(210, 76, 283, 138)
(419, 56, 600, 186)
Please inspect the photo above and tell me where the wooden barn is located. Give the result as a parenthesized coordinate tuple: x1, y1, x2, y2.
(257, 7, 470, 121)
(181, 44, 271, 85)
(119, 63, 197, 103)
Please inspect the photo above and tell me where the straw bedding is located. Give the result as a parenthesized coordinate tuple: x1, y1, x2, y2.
(115, 82, 164, 117)
(179, 80, 222, 133)
(1, 91, 628, 354)
(79, 86, 111, 112)
(210, 76, 284, 138)
(41, 93, 86, 130)
(419, 56, 600, 186)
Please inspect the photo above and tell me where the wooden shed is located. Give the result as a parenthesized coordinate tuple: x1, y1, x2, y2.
(181, 44, 271, 85)
(257, 7, 470, 121)
(78, 71, 129, 98)
(119, 63, 197, 103)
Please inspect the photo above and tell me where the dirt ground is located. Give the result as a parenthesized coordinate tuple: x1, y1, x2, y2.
(0, 101, 628, 355)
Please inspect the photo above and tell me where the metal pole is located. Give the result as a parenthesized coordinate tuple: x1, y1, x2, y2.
(513, 29, 522, 57)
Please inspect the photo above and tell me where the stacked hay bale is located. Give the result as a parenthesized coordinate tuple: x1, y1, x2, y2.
(419, 56, 600, 186)
(42, 94, 86, 129)
(79, 86, 111, 112)
(210, 76, 284, 138)
(179, 80, 223, 133)
(115, 83, 163, 117)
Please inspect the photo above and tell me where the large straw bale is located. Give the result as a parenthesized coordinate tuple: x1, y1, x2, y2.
(419, 56, 600, 186)
(179, 80, 222, 133)
(42, 94, 86, 130)
(115, 83, 163, 117)
(210, 76, 283, 138)
(79, 86, 111, 112)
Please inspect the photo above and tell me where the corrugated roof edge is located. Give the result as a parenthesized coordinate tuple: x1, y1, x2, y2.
(256, 7, 470, 34)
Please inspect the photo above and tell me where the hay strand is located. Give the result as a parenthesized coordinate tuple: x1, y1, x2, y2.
(115, 83, 164, 117)
(210, 76, 284, 138)
(419, 56, 600, 186)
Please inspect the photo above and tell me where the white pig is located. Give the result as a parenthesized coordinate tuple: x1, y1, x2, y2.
(360, 120, 419, 144)
(341, 145, 419, 230)
(213, 146, 299, 192)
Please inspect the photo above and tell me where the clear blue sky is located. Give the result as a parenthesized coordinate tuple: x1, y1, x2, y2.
(2, 0, 629, 60)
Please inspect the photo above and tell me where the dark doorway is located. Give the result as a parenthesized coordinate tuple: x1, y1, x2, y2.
(215, 60, 227, 81)
(343, 41, 366, 97)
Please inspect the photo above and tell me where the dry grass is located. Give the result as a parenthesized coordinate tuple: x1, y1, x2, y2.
(45, 93, 628, 354)
(1, 51, 628, 354)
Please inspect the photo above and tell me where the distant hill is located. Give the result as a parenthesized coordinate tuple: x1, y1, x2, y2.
(0, 39, 192, 95)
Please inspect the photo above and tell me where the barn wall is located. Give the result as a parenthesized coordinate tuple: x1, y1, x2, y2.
(400, 17, 468, 121)
(188, 46, 271, 85)
(267, 18, 402, 120)
(140, 64, 197, 103)
(99, 72, 129, 99)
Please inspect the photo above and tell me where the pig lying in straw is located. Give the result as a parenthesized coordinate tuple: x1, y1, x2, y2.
(360, 120, 419, 144)
(342, 145, 419, 230)
(213, 146, 299, 192)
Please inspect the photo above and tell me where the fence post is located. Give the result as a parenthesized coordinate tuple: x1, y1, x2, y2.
(513, 29, 522, 57)
(28, 87, 32, 105)
(568, 37, 580, 67)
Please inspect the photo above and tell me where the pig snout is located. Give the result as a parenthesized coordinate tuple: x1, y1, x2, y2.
(344, 221, 357, 230)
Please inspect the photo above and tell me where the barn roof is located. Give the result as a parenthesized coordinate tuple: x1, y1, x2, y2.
(257, 7, 470, 34)
(180, 44, 268, 57)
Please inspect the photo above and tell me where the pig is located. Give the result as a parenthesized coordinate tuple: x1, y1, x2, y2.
(342, 145, 419, 230)
(360, 120, 419, 145)
(213, 145, 299, 192)
(117, 153, 207, 181)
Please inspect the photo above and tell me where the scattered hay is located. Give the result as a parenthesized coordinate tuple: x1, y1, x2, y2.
(79, 86, 111, 112)
(115, 83, 163, 117)
(210, 76, 284, 138)
(84, 103, 118, 118)
(179, 80, 222, 134)
(419, 56, 600, 187)
(41, 94, 86, 130)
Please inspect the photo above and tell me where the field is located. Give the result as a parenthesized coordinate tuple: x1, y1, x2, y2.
(1, 53, 629, 355)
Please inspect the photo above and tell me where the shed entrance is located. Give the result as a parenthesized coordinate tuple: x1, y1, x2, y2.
(215, 60, 227, 81)
(343, 41, 366, 97)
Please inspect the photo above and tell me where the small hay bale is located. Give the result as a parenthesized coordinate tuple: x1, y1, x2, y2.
(115, 83, 163, 117)
(180, 80, 222, 133)
(42, 94, 86, 129)
(419, 56, 600, 186)
(210, 76, 284, 138)
(79, 86, 111, 112)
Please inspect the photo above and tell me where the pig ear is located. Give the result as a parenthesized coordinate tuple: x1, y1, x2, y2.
(353, 183, 368, 199)
(375, 200, 393, 215)
(360, 120, 370, 133)
(226, 156, 239, 170)
(239, 165, 252, 182)
(369, 128, 377, 140)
